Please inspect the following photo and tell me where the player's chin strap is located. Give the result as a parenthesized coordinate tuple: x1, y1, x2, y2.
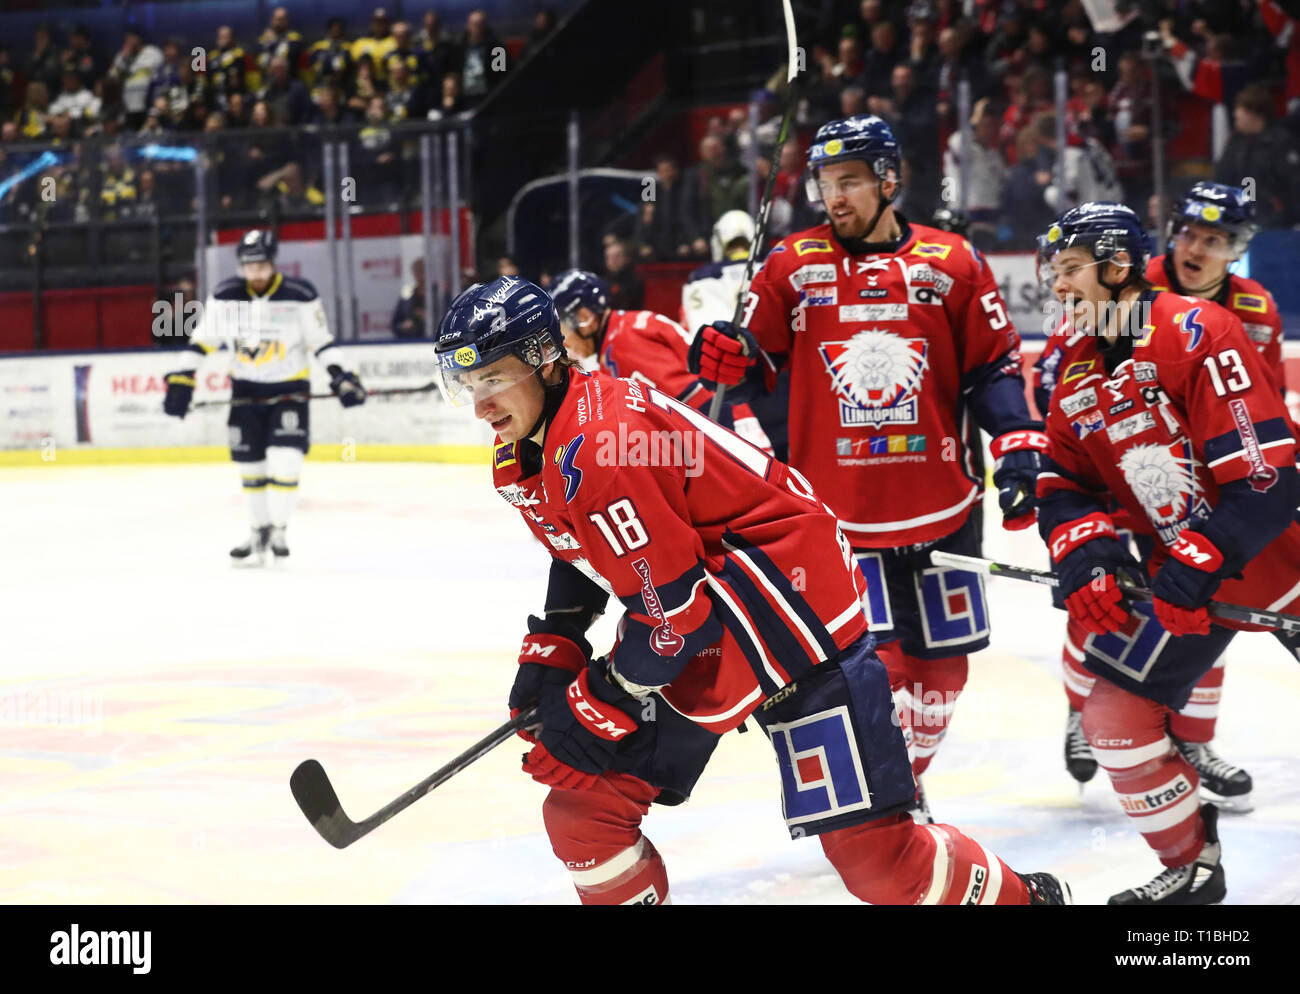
(833, 192, 909, 257)
(520, 364, 572, 462)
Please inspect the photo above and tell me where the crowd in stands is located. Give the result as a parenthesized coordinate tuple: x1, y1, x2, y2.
(632, 0, 1300, 262)
(0, 6, 555, 224)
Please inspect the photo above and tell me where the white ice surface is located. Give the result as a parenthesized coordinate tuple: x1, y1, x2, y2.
(2, 460, 1297, 904)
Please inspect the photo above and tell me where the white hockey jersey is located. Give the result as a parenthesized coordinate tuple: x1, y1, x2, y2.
(680, 259, 750, 336)
(188, 272, 346, 386)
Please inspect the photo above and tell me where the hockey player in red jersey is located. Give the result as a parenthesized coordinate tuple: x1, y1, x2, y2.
(1035, 183, 1287, 809)
(1035, 202, 1300, 904)
(548, 268, 773, 453)
(433, 275, 1071, 905)
(687, 115, 1046, 800)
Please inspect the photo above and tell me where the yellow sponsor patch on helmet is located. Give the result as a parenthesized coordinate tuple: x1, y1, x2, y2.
(1046, 224, 1062, 243)
(824, 138, 843, 156)
(454, 346, 479, 366)
(1200, 204, 1222, 222)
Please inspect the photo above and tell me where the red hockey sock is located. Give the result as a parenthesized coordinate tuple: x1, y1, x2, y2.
(881, 646, 968, 778)
(541, 773, 669, 905)
(1168, 658, 1225, 743)
(821, 813, 1030, 905)
(1082, 679, 1205, 867)
(1061, 617, 1095, 712)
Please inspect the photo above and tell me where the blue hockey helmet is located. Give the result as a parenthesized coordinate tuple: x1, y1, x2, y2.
(549, 269, 610, 328)
(1166, 181, 1257, 260)
(434, 276, 564, 407)
(1037, 201, 1149, 295)
(805, 114, 902, 205)
(236, 228, 277, 264)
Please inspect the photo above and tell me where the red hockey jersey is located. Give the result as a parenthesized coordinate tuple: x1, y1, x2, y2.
(599, 308, 772, 452)
(1146, 255, 1285, 391)
(491, 366, 870, 731)
(1038, 290, 1300, 618)
(743, 221, 1030, 548)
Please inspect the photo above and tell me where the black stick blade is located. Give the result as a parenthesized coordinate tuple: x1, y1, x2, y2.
(290, 759, 361, 849)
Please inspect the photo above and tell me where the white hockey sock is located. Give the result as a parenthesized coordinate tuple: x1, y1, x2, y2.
(266, 446, 304, 527)
(240, 460, 270, 528)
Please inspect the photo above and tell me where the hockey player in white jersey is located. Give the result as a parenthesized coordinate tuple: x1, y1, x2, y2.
(162, 229, 366, 562)
(680, 209, 756, 335)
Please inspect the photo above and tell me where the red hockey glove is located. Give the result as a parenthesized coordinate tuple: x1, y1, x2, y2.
(991, 429, 1048, 531)
(509, 617, 590, 744)
(1151, 531, 1226, 637)
(687, 321, 758, 387)
(1050, 513, 1145, 635)
(523, 663, 639, 790)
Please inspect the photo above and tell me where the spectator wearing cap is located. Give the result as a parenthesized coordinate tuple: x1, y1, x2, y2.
(109, 27, 164, 128)
(208, 26, 249, 106)
(1215, 83, 1300, 228)
(943, 96, 1007, 231)
(258, 7, 305, 82)
(309, 18, 355, 88)
(63, 25, 99, 90)
(353, 9, 397, 83)
(50, 65, 97, 124)
(460, 9, 508, 107)
(604, 239, 645, 310)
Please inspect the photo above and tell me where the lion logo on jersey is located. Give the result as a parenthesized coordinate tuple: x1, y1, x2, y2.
(818, 329, 929, 428)
(1119, 442, 1207, 543)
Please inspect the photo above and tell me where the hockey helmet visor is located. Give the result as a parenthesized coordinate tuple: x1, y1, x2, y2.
(435, 277, 564, 408)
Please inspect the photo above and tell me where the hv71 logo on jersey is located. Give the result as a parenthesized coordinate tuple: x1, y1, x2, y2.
(819, 329, 929, 429)
(769, 706, 874, 830)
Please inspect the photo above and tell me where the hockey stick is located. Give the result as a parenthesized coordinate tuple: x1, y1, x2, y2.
(291, 706, 538, 849)
(706, 0, 800, 422)
(929, 550, 1300, 635)
(192, 382, 438, 409)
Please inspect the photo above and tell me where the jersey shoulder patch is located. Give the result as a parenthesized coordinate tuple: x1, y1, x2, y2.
(212, 276, 250, 301)
(274, 276, 320, 302)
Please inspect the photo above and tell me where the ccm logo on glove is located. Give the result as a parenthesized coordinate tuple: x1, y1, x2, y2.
(1168, 532, 1224, 572)
(567, 670, 635, 741)
(1049, 513, 1118, 561)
